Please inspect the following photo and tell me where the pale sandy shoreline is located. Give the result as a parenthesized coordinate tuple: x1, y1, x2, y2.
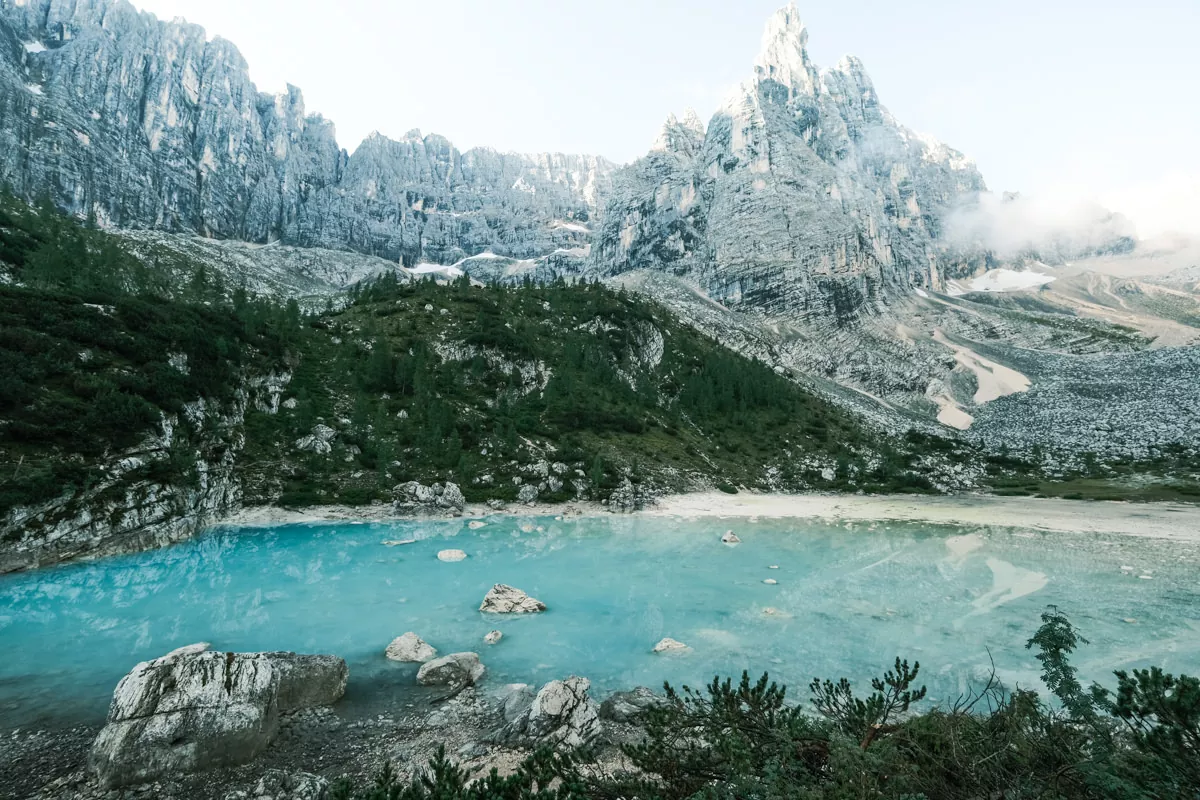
(215, 492, 1200, 542)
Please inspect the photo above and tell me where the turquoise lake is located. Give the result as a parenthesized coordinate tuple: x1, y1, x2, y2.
(2, 514, 1198, 729)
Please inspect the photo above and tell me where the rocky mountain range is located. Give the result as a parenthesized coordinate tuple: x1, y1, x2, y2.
(0, 0, 613, 265)
(1, 0, 1197, 464)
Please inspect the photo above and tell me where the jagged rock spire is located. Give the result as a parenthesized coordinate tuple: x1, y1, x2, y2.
(651, 108, 706, 155)
(754, 2, 820, 95)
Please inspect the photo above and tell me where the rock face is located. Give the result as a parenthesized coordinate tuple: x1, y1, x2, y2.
(479, 584, 546, 614)
(599, 687, 666, 723)
(392, 482, 465, 516)
(0, 0, 615, 266)
(496, 676, 601, 749)
(89, 650, 346, 788)
(416, 652, 485, 687)
(385, 632, 437, 663)
(590, 3, 986, 320)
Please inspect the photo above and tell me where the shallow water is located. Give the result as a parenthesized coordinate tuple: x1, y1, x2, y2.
(2, 514, 1197, 729)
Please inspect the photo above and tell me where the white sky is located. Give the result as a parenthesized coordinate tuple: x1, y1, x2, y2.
(130, 0, 1199, 238)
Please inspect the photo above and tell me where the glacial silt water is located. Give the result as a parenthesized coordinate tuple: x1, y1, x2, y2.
(1, 514, 1196, 729)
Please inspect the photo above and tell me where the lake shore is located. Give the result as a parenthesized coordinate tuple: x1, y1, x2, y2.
(218, 491, 1200, 541)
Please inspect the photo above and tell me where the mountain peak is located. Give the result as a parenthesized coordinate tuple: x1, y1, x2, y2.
(754, 2, 819, 95)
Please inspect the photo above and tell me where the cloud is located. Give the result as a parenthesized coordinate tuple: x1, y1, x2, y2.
(943, 190, 1137, 262)
(1096, 170, 1200, 241)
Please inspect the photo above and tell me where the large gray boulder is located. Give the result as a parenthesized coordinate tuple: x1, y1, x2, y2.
(496, 676, 601, 749)
(479, 584, 546, 614)
(89, 650, 347, 788)
(416, 653, 485, 687)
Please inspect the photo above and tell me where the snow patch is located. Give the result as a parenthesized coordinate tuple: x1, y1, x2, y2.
(969, 268, 1056, 293)
(553, 221, 590, 234)
(404, 263, 465, 279)
(25, 83, 43, 96)
(913, 287, 929, 298)
(23, 41, 46, 54)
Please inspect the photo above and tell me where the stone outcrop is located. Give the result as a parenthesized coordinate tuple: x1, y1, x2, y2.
(391, 482, 465, 516)
(224, 770, 330, 800)
(599, 687, 666, 723)
(385, 632, 437, 663)
(479, 584, 546, 614)
(416, 653, 485, 687)
(294, 425, 336, 455)
(89, 649, 347, 788)
(495, 676, 601, 749)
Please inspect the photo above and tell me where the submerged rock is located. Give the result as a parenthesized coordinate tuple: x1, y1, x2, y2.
(468, 520, 487, 530)
(484, 630, 503, 645)
(437, 549, 468, 562)
(495, 677, 600, 749)
(721, 531, 741, 544)
(479, 584, 546, 614)
(89, 650, 346, 788)
(653, 638, 690, 653)
(386, 633, 437, 663)
(416, 653, 485, 687)
(600, 687, 666, 723)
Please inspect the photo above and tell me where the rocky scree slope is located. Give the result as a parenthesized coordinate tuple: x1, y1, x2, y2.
(0, 0, 614, 264)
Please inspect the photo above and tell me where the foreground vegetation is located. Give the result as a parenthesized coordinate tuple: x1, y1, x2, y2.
(332, 608, 1199, 800)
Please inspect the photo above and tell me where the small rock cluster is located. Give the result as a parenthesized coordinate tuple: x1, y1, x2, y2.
(391, 482, 465, 516)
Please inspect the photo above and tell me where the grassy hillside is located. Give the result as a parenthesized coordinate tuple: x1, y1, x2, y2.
(238, 274, 946, 507)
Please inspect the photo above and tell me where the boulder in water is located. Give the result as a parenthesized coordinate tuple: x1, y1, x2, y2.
(484, 630, 503, 645)
(479, 584, 546, 613)
(721, 531, 741, 544)
(385, 633, 437, 663)
(437, 549, 467, 562)
(416, 653, 485, 687)
(653, 637, 690, 653)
